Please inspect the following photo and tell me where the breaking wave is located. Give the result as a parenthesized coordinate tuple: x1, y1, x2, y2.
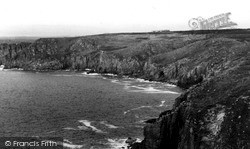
(78, 120, 106, 133)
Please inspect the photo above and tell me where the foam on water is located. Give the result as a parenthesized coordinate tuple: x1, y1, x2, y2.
(63, 127, 78, 131)
(124, 105, 153, 115)
(165, 83, 176, 87)
(107, 138, 142, 149)
(134, 125, 144, 128)
(124, 100, 170, 116)
(111, 79, 130, 86)
(0, 65, 4, 71)
(135, 114, 140, 118)
(10, 68, 24, 71)
(79, 120, 106, 133)
(110, 79, 121, 83)
(135, 78, 151, 83)
(62, 143, 84, 149)
(36, 139, 84, 149)
(106, 138, 127, 149)
(47, 130, 56, 134)
(64, 120, 118, 132)
(135, 120, 146, 124)
(129, 77, 176, 88)
(81, 72, 100, 76)
(82, 69, 117, 77)
(64, 139, 73, 144)
(100, 121, 119, 129)
(57, 141, 84, 149)
(77, 125, 89, 130)
(53, 73, 179, 94)
(158, 101, 166, 107)
(81, 72, 88, 75)
(127, 86, 179, 94)
(102, 73, 118, 77)
(52, 74, 83, 77)
(109, 78, 179, 94)
(111, 79, 120, 84)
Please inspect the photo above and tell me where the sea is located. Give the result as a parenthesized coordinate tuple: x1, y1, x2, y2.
(0, 70, 182, 149)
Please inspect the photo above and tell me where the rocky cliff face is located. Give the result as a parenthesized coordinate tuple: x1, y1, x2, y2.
(0, 42, 31, 68)
(0, 30, 249, 149)
(135, 58, 250, 148)
(131, 32, 250, 149)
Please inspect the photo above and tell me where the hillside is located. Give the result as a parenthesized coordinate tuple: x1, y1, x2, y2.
(0, 36, 39, 44)
(0, 29, 249, 149)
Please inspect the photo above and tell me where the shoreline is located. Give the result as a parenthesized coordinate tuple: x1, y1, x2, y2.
(3, 67, 180, 88)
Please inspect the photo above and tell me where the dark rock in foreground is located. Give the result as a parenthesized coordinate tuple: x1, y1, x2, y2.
(0, 29, 249, 149)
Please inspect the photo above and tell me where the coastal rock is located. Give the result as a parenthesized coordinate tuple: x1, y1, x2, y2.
(0, 42, 31, 68)
(132, 36, 250, 148)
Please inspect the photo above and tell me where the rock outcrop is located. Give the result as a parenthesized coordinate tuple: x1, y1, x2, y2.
(131, 32, 250, 149)
(0, 42, 31, 68)
(0, 29, 249, 149)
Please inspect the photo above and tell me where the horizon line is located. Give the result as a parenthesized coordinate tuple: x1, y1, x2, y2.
(1, 28, 250, 38)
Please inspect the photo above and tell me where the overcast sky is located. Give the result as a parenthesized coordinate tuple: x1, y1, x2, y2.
(0, 0, 249, 37)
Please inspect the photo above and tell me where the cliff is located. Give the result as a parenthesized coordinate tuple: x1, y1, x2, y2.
(0, 29, 249, 149)
(0, 42, 31, 68)
(131, 31, 250, 149)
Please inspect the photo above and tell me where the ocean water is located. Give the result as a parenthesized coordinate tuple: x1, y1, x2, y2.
(0, 70, 182, 149)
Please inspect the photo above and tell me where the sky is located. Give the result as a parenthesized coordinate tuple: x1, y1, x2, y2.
(0, 0, 249, 37)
